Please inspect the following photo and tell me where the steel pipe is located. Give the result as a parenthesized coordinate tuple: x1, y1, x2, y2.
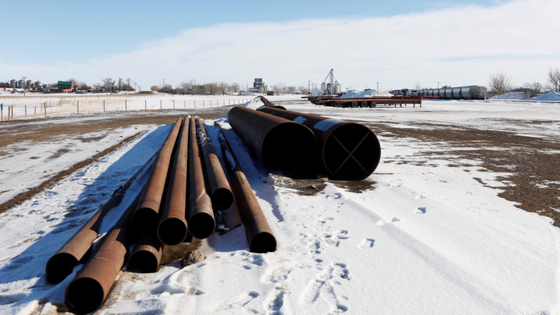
(216, 122, 277, 253)
(195, 117, 233, 211)
(46, 150, 158, 284)
(127, 233, 163, 273)
(157, 118, 189, 246)
(65, 194, 140, 315)
(187, 116, 215, 239)
(228, 106, 319, 179)
(258, 106, 381, 180)
(132, 118, 183, 233)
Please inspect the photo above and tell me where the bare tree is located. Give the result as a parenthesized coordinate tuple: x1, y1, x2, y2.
(489, 72, 513, 95)
(522, 82, 543, 98)
(271, 83, 286, 95)
(231, 83, 240, 93)
(548, 68, 560, 92)
(102, 78, 115, 91)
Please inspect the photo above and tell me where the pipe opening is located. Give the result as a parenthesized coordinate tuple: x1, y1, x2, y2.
(158, 217, 188, 246)
(132, 207, 159, 233)
(262, 124, 318, 179)
(250, 232, 277, 253)
(188, 213, 215, 239)
(46, 253, 79, 284)
(324, 124, 381, 180)
(211, 188, 234, 211)
(66, 277, 105, 315)
(127, 251, 159, 273)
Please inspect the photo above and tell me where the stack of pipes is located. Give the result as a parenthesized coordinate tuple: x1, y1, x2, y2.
(44, 116, 277, 314)
(233, 97, 381, 181)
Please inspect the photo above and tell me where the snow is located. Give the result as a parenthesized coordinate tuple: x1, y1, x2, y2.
(1, 100, 560, 314)
(490, 91, 560, 101)
(340, 90, 391, 98)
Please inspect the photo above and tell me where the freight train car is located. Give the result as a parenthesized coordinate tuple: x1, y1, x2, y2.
(419, 85, 487, 100)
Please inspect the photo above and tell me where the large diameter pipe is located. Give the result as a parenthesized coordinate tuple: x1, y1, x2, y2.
(132, 118, 183, 233)
(258, 106, 381, 180)
(216, 122, 277, 253)
(65, 194, 140, 315)
(127, 233, 163, 273)
(187, 116, 215, 239)
(195, 117, 233, 211)
(46, 149, 158, 284)
(227, 106, 319, 179)
(157, 118, 189, 246)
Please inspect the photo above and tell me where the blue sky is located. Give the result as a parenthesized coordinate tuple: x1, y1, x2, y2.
(1, 0, 558, 90)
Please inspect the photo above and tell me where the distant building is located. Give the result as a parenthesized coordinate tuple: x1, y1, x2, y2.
(58, 81, 74, 92)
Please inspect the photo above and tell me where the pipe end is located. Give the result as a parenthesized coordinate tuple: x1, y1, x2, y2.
(188, 213, 215, 239)
(127, 251, 160, 273)
(158, 217, 188, 246)
(46, 253, 79, 284)
(211, 188, 234, 211)
(66, 277, 105, 315)
(250, 232, 277, 253)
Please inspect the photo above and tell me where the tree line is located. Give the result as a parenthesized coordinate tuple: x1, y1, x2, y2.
(489, 68, 560, 97)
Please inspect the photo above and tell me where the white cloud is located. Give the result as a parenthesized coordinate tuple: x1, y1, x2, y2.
(1, 0, 559, 90)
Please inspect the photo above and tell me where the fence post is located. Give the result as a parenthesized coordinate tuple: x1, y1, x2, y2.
(173, 100, 175, 109)
(77, 100, 80, 114)
(184, 100, 186, 108)
(25, 105, 27, 116)
(125, 100, 128, 111)
(34, 106, 36, 114)
(194, 100, 196, 108)
(44, 102, 47, 118)
(1, 104, 3, 122)
(160, 100, 162, 109)
(203, 100, 205, 108)
(145, 100, 147, 110)
(103, 100, 106, 112)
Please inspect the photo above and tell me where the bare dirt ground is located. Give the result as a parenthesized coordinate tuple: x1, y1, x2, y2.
(364, 121, 560, 227)
(0, 108, 230, 214)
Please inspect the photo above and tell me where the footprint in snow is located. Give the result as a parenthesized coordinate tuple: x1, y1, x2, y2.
(214, 291, 259, 311)
(415, 207, 426, 214)
(325, 193, 342, 200)
(358, 239, 375, 250)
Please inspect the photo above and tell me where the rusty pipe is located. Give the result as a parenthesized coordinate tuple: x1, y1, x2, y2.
(227, 106, 319, 179)
(216, 122, 277, 253)
(45, 149, 158, 284)
(132, 118, 183, 233)
(157, 118, 189, 246)
(65, 194, 140, 315)
(257, 106, 381, 180)
(127, 233, 163, 273)
(187, 116, 215, 239)
(195, 117, 233, 211)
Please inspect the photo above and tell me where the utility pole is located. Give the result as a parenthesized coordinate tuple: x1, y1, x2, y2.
(22, 76, 27, 96)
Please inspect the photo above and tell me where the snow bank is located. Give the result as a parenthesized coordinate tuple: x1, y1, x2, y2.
(531, 92, 560, 101)
(341, 90, 391, 98)
(489, 92, 524, 100)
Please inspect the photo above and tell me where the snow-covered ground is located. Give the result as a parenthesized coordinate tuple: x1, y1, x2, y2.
(0, 94, 302, 121)
(1, 99, 560, 314)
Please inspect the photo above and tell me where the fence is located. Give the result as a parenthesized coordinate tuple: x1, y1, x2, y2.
(0, 95, 298, 122)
